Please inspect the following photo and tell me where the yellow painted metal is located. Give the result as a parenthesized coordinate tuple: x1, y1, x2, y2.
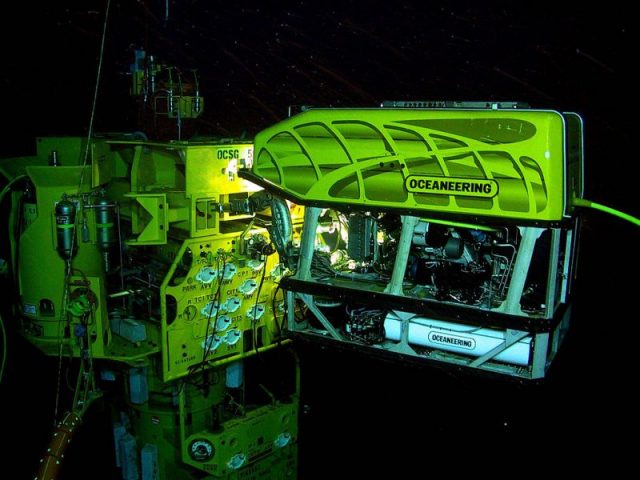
(250, 108, 568, 221)
(3, 135, 299, 479)
(101, 141, 260, 240)
(36, 137, 87, 166)
(125, 193, 170, 244)
(18, 166, 103, 347)
(185, 144, 255, 195)
(160, 230, 288, 382)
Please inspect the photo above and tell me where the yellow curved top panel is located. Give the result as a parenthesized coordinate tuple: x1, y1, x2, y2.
(248, 108, 569, 221)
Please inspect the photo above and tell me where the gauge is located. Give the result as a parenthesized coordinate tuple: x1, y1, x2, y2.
(188, 438, 214, 462)
(183, 305, 197, 322)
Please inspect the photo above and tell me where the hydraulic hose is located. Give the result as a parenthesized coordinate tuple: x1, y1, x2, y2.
(35, 411, 82, 480)
(572, 198, 640, 227)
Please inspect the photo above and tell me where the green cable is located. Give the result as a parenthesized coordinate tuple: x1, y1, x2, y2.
(0, 176, 27, 385)
(572, 198, 640, 227)
(0, 174, 27, 204)
(0, 166, 12, 181)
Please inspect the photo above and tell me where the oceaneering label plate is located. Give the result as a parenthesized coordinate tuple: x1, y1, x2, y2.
(404, 175, 498, 198)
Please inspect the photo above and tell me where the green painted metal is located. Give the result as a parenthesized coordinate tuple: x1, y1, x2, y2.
(18, 166, 104, 354)
(419, 217, 499, 232)
(131, 377, 222, 480)
(248, 108, 570, 221)
(182, 397, 299, 478)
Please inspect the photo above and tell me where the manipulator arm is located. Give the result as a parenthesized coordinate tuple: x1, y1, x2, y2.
(225, 191, 295, 269)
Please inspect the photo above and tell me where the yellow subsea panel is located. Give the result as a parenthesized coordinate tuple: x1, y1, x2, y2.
(161, 230, 287, 382)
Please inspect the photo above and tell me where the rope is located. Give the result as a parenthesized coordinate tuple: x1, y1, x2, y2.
(54, 0, 112, 424)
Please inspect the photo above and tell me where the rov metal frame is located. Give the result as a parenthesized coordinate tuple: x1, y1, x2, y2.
(242, 105, 583, 380)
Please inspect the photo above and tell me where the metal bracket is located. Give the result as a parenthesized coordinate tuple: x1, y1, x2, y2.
(469, 329, 529, 368)
(298, 293, 343, 341)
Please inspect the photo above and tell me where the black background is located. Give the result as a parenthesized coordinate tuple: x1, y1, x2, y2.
(1, 1, 638, 477)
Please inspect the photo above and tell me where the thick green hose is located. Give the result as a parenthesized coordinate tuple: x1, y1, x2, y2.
(572, 198, 640, 227)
